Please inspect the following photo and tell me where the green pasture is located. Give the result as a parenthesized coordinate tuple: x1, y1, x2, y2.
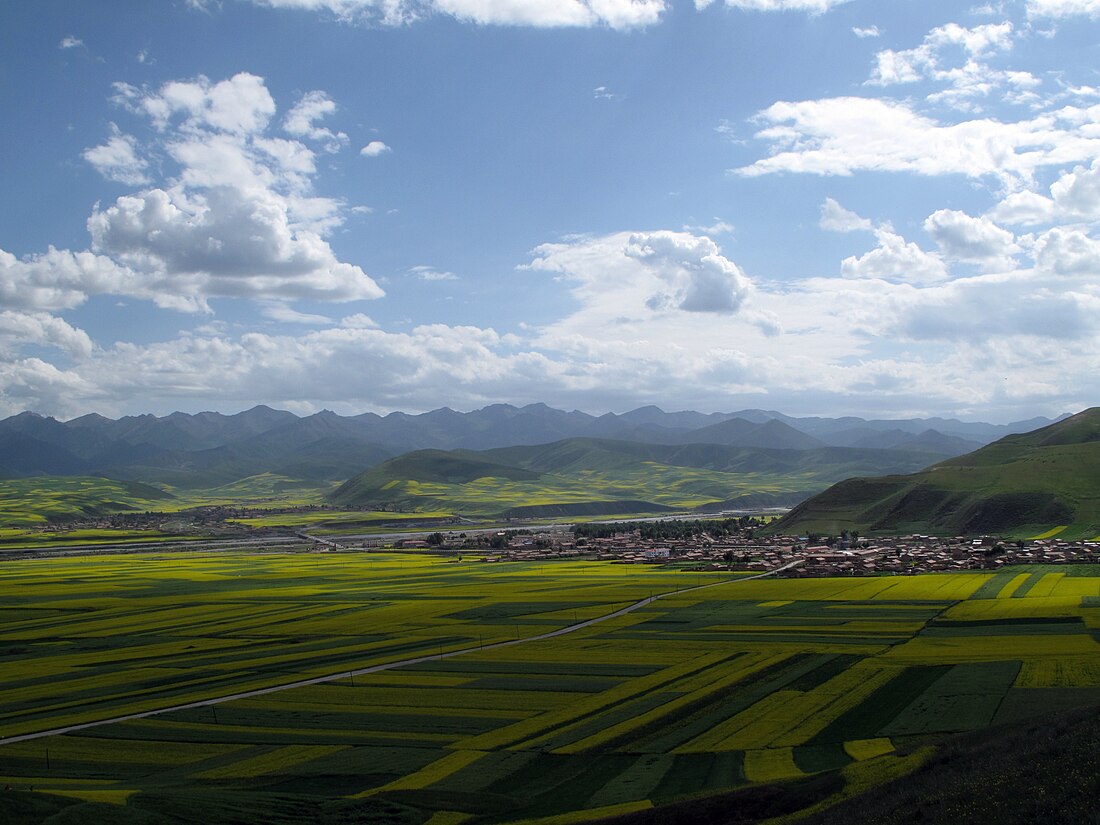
(0, 556, 1098, 825)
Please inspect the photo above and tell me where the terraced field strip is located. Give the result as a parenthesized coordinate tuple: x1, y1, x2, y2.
(550, 652, 790, 754)
(996, 573, 1031, 599)
(0, 561, 799, 746)
(1029, 526, 1068, 540)
(356, 749, 486, 796)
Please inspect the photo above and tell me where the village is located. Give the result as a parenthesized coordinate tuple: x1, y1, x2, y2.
(386, 526, 1100, 576)
(17, 507, 1099, 577)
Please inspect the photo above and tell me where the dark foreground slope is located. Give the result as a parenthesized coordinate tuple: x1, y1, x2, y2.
(587, 703, 1100, 825)
(799, 703, 1100, 825)
(773, 408, 1100, 538)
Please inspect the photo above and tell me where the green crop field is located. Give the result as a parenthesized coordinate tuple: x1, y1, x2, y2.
(1, 555, 1098, 825)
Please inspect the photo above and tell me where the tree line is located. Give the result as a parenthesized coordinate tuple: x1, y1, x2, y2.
(574, 517, 765, 542)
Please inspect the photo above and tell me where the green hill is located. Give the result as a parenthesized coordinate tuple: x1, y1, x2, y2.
(329, 438, 944, 517)
(336, 449, 541, 489)
(478, 438, 940, 478)
(772, 408, 1100, 538)
(0, 477, 175, 525)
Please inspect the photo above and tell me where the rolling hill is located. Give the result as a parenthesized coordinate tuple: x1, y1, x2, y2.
(772, 408, 1100, 538)
(329, 437, 949, 517)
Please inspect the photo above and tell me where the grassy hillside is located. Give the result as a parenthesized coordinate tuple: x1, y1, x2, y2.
(0, 477, 175, 525)
(773, 408, 1100, 538)
(330, 438, 943, 516)
(0, 473, 337, 528)
(478, 438, 939, 478)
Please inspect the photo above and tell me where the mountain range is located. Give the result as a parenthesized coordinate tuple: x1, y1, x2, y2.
(0, 404, 1061, 491)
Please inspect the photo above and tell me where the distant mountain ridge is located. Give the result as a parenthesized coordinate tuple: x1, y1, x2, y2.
(0, 403, 1065, 491)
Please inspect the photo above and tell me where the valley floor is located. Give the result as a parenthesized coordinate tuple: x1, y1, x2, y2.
(1, 554, 1098, 824)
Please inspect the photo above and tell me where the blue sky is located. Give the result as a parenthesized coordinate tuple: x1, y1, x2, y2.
(2, 0, 1100, 422)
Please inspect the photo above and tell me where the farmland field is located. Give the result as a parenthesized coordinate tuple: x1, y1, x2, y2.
(1, 554, 1098, 824)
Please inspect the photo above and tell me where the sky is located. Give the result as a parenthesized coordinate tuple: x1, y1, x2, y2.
(2, 0, 1100, 422)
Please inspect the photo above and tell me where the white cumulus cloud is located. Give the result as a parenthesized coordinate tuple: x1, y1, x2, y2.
(0, 247, 140, 312)
(283, 90, 347, 152)
(1049, 159, 1100, 219)
(990, 159, 1100, 225)
(1027, 0, 1100, 18)
(819, 198, 874, 233)
(26, 72, 388, 314)
(83, 126, 151, 186)
(699, 0, 850, 11)
(88, 187, 382, 310)
(242, 0, 665, 28)
(868, 22, 1015, 87)
(525, 230, 752, 318)
(840, 229, 948, 284)
(1032, 227, 1100, 275)
(734, 96, 1100, 187)
(115, 72, 277, 136)
(360, 140, 391, 157)
(865, 20, 1039, 113)
(923, 209, 1019, 271)
(0, 312, 94, 359)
